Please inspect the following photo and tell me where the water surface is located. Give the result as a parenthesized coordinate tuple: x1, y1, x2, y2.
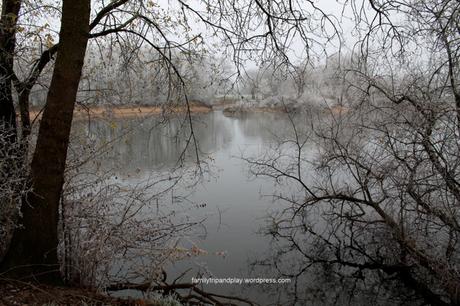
(77, 110, 298, 303)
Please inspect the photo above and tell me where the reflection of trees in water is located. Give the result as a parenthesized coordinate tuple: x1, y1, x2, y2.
(248, 209, 421, 305)
(192, 112, 233, 156)
(73, 112, 234, 174)
(73, 111, 293, 176)
(232, 112, 295, 142)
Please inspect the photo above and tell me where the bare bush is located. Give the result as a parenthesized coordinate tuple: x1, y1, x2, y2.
(57, 117, 208, 288)
(0, 131, 29, 262)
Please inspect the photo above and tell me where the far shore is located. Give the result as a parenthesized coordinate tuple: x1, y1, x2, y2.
(27, 102, 212, 121)
(25, 102, 349, 122)
(221, 104, 349, 117)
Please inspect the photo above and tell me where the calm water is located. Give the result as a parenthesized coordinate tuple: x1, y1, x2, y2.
(76, 110, 301, 303)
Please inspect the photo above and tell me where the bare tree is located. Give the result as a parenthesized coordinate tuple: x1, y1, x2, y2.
(244, 1, 460, 305)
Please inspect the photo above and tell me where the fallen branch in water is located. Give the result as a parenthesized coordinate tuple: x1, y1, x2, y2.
(106, 281, 256, 306)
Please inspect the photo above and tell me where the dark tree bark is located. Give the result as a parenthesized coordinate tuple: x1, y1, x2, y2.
(0, 0, 21, 143)
(0, 0, 90, 282)
(0, 0, 22, 266)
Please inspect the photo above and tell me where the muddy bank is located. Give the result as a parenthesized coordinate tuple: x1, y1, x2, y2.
(28, 102, 212, 121)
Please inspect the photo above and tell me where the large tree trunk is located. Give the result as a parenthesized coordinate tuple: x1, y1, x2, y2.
(0, 0, 90, 282)
(0, 0, 21, 267)
(0, 0, 21, 144)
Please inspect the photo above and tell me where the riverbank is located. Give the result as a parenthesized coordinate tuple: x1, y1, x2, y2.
(28, 102, 212, 121)
(0, 280, 170, 306)
(0, 280, 131, 305)
(26, 102, 347, 122)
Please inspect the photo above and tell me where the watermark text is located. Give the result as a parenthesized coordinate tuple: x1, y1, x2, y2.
(191, 277, 291, 285)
